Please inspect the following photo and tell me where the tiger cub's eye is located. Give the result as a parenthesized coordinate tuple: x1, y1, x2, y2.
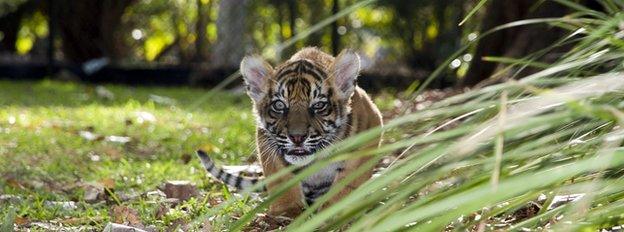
(311, 101, 328, 111)
(271, 100, 286, 112)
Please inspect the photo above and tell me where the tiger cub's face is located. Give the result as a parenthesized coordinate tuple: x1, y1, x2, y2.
(240, 50, 360, 166)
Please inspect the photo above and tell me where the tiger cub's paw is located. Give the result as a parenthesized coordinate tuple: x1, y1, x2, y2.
(268, 205, 303, 219)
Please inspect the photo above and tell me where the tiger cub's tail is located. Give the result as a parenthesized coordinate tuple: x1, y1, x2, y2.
(196, 150, 264, 192)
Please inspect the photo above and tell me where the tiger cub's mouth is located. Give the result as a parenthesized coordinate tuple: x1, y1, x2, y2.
(287, 147, 311, 156)
(281, 146, 320, 166)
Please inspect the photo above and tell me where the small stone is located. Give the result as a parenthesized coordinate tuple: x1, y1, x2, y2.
(118, 190, 140, 202)
(30, 222, 58, 230)
(0, 194, 22, 204)
(145, 190, 167, 200)
(164, 198, 181, 205)
(96, 86, 115, 100)
(103, 223, 147, 232)
(144, 225, 158, 232)
(162, 181, 198, 201)
(79, 131, 99, 141)
(83, 185, 103, 203)
(105, 136, 131, 144)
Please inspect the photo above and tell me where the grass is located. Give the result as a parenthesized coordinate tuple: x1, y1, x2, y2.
(3, 1, 624, 231)
(205, 1, 624, 231)
(0, 80, 260, 230)
(0, 79, 399, 230)
(244, 1, 624, 231)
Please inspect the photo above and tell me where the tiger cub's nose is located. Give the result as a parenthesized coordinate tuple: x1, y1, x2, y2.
(288, 134, 307, 145)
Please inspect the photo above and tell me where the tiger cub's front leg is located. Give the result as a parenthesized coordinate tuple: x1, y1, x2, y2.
(325, 155, 375, 207)
(258, 149, 305, 217)
(326, 102, 383, 207)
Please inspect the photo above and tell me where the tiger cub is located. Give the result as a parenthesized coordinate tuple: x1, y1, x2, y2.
(197, 47, 382, 217)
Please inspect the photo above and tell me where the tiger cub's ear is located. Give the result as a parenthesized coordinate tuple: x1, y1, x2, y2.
(241, 55, 274, 102)
(330, 49, 360, 100)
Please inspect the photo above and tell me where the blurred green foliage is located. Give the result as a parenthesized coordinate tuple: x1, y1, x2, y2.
(3, 0, 468, 72)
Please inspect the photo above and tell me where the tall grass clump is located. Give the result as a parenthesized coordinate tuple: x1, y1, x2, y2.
(203, 1, 624, 231)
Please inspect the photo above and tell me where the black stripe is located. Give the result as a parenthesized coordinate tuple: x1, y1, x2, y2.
(235, 176, 243, 188)
(302, 68, 324, 81)
(216, 169, 224, 180)
(302, 181, 333, 190)
(276, 60, 326, 81)
(344, 113, 353, 136)
(205, 162, 214, 172)
(276, 64, 299, 80)
(224, 173, 232, 185)
(276, 69, 296, 80)
(300, 60, 326, 80)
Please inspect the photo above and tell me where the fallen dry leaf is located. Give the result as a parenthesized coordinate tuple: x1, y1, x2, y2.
(5, 177, 25, 189)
(103, 147, 122, 160)
(14, 216, 29, 226)
(111, 205, 143, 228)
(206, 195, 224, 207)
(99, 178, 116, 189)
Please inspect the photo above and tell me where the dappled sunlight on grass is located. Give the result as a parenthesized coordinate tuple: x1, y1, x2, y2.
(0, 80, 257, 229)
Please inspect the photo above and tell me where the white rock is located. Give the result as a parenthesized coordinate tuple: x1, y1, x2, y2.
(105, 136, 131, 144)
(103, 223, 147, 232)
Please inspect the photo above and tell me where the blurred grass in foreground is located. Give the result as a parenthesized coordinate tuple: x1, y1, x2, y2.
(211, 1, 624, 231)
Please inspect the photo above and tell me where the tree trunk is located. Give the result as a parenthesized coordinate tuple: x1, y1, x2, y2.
(275, 3, 285, 60)
(283, 0, 298, 57)
(277, 1, 298, 58)
(287, 0, 297, 40)
(330, 0, 340, 55)
(211, 0, 251, 69)
(194, 0, 210, 62)
(305, 0, 325, 47)
(55, 0, 136, 63)
(461, 0, 568, 87)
